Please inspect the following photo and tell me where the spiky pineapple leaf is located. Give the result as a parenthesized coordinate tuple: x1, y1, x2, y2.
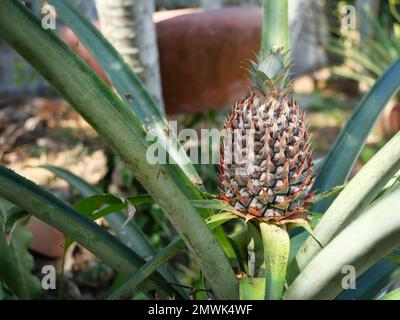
(47, 0, 204, 187)
(0, 165, 184, 299)
(313, 58, 400, 213)
(294, 132, 400, 276)
(373, 174, 400, 203)
(190, 199, 235, 211)
(38, 165, 159, 257)
(305, 185, 345, 206)
(0, 197, 41, 299)
(73, 194, 153, 221)
(107, 237, 185, 300)
(229, 224, 249, 272)
(39, 165, 188, 299)
(286, 187, 400, 300)
(107, 212, 238, 299)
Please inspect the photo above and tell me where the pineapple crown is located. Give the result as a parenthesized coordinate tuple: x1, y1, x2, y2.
(249, 48, 292, 96)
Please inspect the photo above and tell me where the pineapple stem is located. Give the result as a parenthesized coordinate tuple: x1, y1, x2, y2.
(261, 0, 289, 57)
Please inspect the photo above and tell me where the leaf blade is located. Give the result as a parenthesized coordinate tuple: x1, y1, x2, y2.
(293, 132, 400, 274)
(313, 58, 400, 213)
(286, 187, 400, 300)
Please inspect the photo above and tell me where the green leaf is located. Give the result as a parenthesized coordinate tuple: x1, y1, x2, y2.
(0, 0, 237, 299)
(312, 58, 400, 213)
(38, 165, 187, 298)
(39, 166, 157, 256)
(204, 211, 237, 229)
(286, 219, 322, 249)
(73, 194, 153, 221)
(305, 185, 345, 206)
(39, 165, 97, 197)
(191, 199, 235, 211)
(239, 278, 265, 300)
(106, 212, 237, 299)
(378, 288, 400, 300)
(260, 223, 290, 300)
(107, 237, 185, 300)
(331, 66, 375, 87)
(328, 44, 385, 76)
(366, 10, 400, 60)
(0, 165, 180, 298)
(386, 250, 400, 265)
(293, 132, 400, 275)
(229, 224, 249, 272)
(213, 227, 240, 269)
(286, 187, 400, 300)
(373, 174, 400, 202)
(0, 223, 41, 299)
(0, 198, 29, 244)
(47, 0, 202, 187)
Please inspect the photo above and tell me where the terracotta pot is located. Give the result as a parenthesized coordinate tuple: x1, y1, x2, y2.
(377, 99, 400, 138)
(60, 7, 262, 114)
(60, 22, 111, 87)
(155, 7, 261, 114)
(26, 217, 65, 258)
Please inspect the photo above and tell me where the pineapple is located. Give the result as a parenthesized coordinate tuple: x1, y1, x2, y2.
(218, 49, 314, 220)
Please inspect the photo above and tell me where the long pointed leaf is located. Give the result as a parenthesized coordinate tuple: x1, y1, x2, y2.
(39, 165, 187, 298)
(293, 132, 400, 274)
(0, 165, 178, 298)
(39, 165, 157, 257)
(48, 0, 202, 187)
(107, 212, 237, 299)
(108, 238, 185, 300)
(286, 187, 400, 300)
(312, 58, 400, 213)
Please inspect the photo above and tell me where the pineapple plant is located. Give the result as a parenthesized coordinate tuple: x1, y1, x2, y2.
(0, 0, 400, 301)
(218, 49, 315, 220)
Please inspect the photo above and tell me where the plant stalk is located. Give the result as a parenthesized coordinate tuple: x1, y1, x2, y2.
(261, 0, 289, 56)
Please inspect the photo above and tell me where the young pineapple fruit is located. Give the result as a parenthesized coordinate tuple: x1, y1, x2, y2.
(218, 49, 314, 220)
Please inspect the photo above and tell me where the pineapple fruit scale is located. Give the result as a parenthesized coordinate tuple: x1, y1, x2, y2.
(218, 49, 315, 220)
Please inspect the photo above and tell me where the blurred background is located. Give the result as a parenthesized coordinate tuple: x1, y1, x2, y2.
(1, 0, 399, 299)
